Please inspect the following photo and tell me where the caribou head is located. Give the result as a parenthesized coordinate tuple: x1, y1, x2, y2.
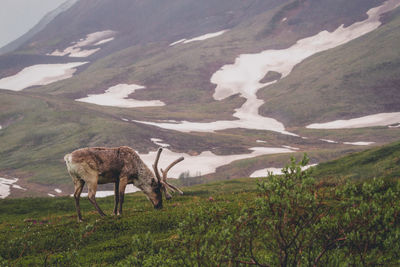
(152, 147, 184, 208)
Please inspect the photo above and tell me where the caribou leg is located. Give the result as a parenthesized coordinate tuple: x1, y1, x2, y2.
(113, 180, 120, 215)
(87, 179, 106, 217)
(118, 177, 128, 216)
(73, 179, 85, 222)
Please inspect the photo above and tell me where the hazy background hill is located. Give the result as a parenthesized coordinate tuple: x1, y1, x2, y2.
(0, 0, 399, 197)
(0, 0, 69, 51)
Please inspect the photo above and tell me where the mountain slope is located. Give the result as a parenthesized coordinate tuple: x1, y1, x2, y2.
(259, 5, 400, 126)
(14, 0, 286, 58)
(0, 0, 399, 197)
(1, 90, 297, 197)
(313, 139, 400, 181)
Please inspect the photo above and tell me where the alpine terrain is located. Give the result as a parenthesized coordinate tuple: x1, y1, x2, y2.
(0, 0, 399, 198)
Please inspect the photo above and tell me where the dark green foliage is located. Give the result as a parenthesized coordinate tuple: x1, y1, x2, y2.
(116, 155, 400, 266)
(335, 179, 400, 265)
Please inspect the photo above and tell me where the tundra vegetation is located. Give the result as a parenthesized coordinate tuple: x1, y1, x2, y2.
(0, 152, 399, 266)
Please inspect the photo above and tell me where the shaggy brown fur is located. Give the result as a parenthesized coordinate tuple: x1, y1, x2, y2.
(65, 146, 163, 222)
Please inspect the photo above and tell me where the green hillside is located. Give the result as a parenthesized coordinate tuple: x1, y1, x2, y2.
(2, 88, 399, 197)
(313, 139, 400, 181)
(0, 90, 262, 195)
(0, 90, 155, 192)
(0, 155, 399, 266)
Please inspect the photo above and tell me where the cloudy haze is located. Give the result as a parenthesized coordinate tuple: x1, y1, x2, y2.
(0, 0, 66, 48)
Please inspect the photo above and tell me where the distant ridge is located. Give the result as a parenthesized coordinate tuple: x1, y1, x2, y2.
(0, 0, 79, 55)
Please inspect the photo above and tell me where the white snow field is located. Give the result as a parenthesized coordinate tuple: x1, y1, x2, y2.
(137, 146, 294, 178)
(0, 177, 26, 199)
(343, 141, 375, 146)
(76, 83, 165, 108)
(0, 62, 88, 91)
(136, 0, 400, 135)
(79, 185, 140, 198)
(389, 123, 400, 128)
(250, 164, 318, 178)
(48, 30, 115, 57)
(320, 139, 339, 144)
(150, 138, 170, 148)
(169, 30, 228, 46)
(307, 112, 400, 129)
(282, 145, 299, 150)
(319, 138, 373, 146)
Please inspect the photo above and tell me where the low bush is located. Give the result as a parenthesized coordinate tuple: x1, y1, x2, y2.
(119, 155, 400, 266)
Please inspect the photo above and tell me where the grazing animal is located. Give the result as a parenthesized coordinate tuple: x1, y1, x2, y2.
(64, 146, 183, 222)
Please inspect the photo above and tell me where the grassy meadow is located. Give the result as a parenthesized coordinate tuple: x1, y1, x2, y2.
(1, 147, 400, 266)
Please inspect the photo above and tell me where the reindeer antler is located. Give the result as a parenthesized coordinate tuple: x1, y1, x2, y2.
(161, 156, 184, 195)
(152, 148, 163, 181)
(153, 147, 184, 199)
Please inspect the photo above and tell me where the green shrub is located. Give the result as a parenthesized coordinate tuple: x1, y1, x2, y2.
(118, 154, 400, 266)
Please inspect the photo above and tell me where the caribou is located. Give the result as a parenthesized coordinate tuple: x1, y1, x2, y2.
(64, 146, 183, 222)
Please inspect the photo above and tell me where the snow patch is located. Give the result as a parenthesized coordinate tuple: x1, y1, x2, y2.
(0, 62, 88, 91)
(282, 145, 299, 150)
(13, 184, 27, 190)
(48, 30, 115, 57)
(137, 147, 294, 178)
(389, 123, 400, 128)
(94, 37, 114, 46)
(250, 167, 283, 177)
(55, 188, 62, 193)
(343, 141, 375, 146)
(0, 177, 25, 199)
(169, 39, 187, 46)
(76, 84, 165, 108)
(307, 112, 400, 129)
(250, 164, 318, 178)
(320, 139, 339, 144)
(48, 194, 55, 197)
(134, 116, 296, 135)
(170, 30, 228, 46)
(256, 140, 267, 143)
(151, 138, 170, 147)
(79, 185, 140, 198)
(137, 0, 399, 135)
(51, 48, 100, 58)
